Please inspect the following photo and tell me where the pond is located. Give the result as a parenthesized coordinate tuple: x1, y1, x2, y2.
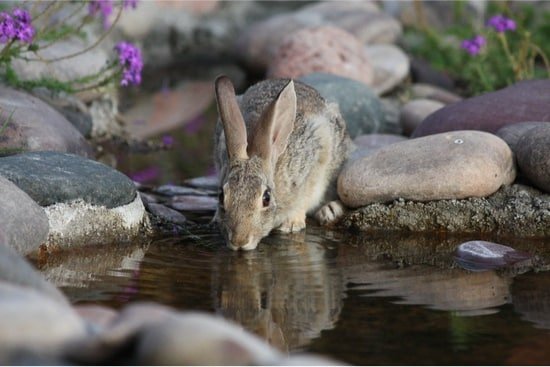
(38, 69, 550, 365)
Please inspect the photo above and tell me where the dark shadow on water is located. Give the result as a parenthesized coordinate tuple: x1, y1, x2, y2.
(37, 222, 550, 365)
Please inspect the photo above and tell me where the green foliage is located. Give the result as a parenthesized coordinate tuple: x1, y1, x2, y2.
(403, 1, 550, 96)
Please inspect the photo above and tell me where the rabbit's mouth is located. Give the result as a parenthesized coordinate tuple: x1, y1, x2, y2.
(227, 237, 259, 251)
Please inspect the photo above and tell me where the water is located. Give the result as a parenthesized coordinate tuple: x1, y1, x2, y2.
(37, 223, 550, 365)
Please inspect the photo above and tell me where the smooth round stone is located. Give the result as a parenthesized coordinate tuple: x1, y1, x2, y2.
(454, 241, 533, 272)
(412, 80, 550, 137)
(0, 86, 92, 157)
(147, 203, 187, 224)
(364, 44, 410, 95)
(0, 176, 49, 255)
(184, 175, 219, 190)
(0, 240, 66, 304)
(267, 26, 374, 86)
(516, 125, 550, 193)
(298, 73, 385, 138)
(154, 184, 214, 196)
(351, 134, 408, 160)
(0, 152, 136, 208)
(400, 99, 445, 136)
(496, 122, 550, 153)
(169, 195, 217, 212)
(338, 131, 516, 207)
(410, 83, 462, 104)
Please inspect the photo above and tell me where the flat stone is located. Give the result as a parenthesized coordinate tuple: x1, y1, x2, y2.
(169, 195, 217, 212)
(267, 26, 374, 86)
(351, 134, 408, 161)
(454, 241, 534, 272)
(0, 176, 49, 255)
(0, 241, 66, 304)
(0, 282, 87, 353)
(0, 152, 136, 208)
(364, 44, 410, 95)
(147, 203, 187, 224)
(341, 184, 550, 238)
(338, 131, 516, 207)
(184, 175, 219, 190)
(412, 80, 550, 137)
(410, 83, 462, 104)
(516, 125, 550, 193)
(155, 184, 214, 197)
(400, 99, 445, 136)
(298, 73, 386, 138)
(0, 86, 92, 157)
(496, 122, 550, 154)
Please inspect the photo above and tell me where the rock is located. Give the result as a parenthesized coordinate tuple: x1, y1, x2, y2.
(0, 86, 92, 157)
(57, 106, 93, 138)
(338, 131, 516, 207)
(412, 80, 550, 137)
(454, 241, 534, 272)
(400, 99, 445, 136)
(237, 1, 401, 72)
(155, 184, 214, 196)
(379, 97, 402, 134)
(410, 83, 462, 104)
(0, 176, 49, 255)
(184, 175, 219, 190)
(0, 282, 87, 354)
(516, 125, 550, 193)
(298, 73, 385, 138)
(0, 242, 67, 303)
(0, 152, 136, 208)
(267, 26, 374, 86)
(147, 203, 187, 224)
(341, 183, 550, 238)
(409, 58, 455, 90)
(169, 195, 217, 212)
(364, 44, 410, 95)
(496, 122, 550, 154)
(351, 133, 408, 160)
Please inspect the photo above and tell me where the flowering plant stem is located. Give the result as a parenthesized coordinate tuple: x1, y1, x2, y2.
(497, 33, 519, 78)
(474, 63, 492, 91)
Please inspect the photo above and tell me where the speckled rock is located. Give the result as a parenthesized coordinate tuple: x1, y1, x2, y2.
(338, 131, 516, 207)
(351, 134, 408, 161)
(341, 184, 550, 238)
(298, 73, 385, 137)
(364, 44, 410, 95)
(0, 152, 136, 208)
(413, 80, 550, 137)
(516, 125, 550, 193)
(267, 26, 374, 86)
(496, 122, 550, 153)
(410, 83, 462, 104)
(400, 99, 445, 136)
(0, 176, 49, 255)
(0, 86, 92, 157)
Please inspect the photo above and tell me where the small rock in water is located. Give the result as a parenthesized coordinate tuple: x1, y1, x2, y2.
(147, 203, 187, 224)
(155, 184, 214, 197)
(454, 241, 534, 272)
(184, 175, 219, 190)
(169, 195, 217, 212)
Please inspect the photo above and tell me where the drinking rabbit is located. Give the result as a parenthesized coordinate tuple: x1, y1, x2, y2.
(214, 76, 353, 250)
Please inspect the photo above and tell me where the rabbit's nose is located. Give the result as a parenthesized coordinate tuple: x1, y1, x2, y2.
(228, 233, 258, 251)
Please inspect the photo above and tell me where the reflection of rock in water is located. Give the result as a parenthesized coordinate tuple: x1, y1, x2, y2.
(511, 272, 550, 330)
(211, 231, 345, 352)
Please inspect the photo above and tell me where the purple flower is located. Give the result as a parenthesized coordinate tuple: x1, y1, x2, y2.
(0, 8, 34, 44)
(123, 0, 138, 9)
(88, 0, 113, 29)
(162, 135, 174, 147)
(114, 41, 143, 86)
(461, 35, 486, 56)
(487, 14, 516, 33)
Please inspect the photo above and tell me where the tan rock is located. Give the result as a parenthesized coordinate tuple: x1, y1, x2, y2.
(338, 130, 516, 207)
(400, 98, 445, 136)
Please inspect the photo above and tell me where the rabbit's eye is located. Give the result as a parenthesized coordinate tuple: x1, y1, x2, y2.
(262, 189, 271, 207)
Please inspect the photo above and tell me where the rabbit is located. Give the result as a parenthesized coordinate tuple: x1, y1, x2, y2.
(213, 75, 354, 251)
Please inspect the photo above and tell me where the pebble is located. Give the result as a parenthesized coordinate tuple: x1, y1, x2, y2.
(364, 44, 410, 95)
(0, 176, 49, 255)
(412, 79, 550, 137)
(400, 99, 445, 136)
(169, 195, 218, 212)
(0, 152, 136, 208)
(147, 203, 187, 224)
(0, 86, 92, 157)
(454, 240, 534, 272)
(184, 175, 219, 190)
(298, 72, 386, 138)
(495, 121, 550, 153)
(338, 131, 516, 207)
(410, 83, 462, 104)
(155, 184, 215, 197)
(516, 125, 550, 193)
(267, 26, 374, 86)
(409, 57, 456, 90)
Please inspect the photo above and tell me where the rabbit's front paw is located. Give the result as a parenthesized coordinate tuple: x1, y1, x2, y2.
(315, 200, 345, 226)
(276, 213, 306, 233)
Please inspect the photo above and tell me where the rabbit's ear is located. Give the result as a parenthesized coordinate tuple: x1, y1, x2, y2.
(215, 75, 248, 160)
(249, 80, 296, 167)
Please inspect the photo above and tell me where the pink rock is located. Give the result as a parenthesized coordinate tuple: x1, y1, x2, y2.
(267, 26, 374, 86)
